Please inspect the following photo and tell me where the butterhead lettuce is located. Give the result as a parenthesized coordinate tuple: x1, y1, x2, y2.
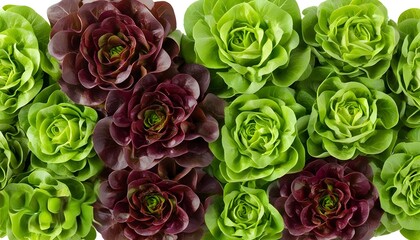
(183, 0, 312, 97)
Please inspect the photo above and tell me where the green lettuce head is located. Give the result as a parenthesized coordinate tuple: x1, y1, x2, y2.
(0, 124, 28, 190)
(210, 86, 306, 183)
(205, 182, 283, 240)
(373, 127, 420, 240)
(183, 0, 312, 97)
(0, 5, 60, 123)
(19, 85, 102, 181)
(388, 9, 420, 127)
(308, 76, 399, 160)
(302, 0, 398, 80)
(2, 169, 96, 240)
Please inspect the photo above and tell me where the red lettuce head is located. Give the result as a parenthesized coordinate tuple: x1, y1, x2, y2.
(48, 0, 178, 107)
(94, 159, 222, 240)
(93, 62, 223, 170)
(268, 158, 382, 240)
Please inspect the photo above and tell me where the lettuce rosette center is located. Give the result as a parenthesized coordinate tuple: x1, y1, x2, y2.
(142, 106, 169, 132)
(120, 180, 184, 235)
(142, 193, 166, 215)
(315, 180, 343, 216)
(217, 3, 270, 68)
(81, 11, 150, 87)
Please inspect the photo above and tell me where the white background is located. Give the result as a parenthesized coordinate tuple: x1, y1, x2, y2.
(0, 0, 418, 239)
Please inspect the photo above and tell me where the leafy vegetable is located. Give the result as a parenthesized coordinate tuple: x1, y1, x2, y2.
(0, 5, 60, 123)
(373, 127, 420, 239)
(19, 85, 102, 181)
(2, 169, 96, 240)
(94, 62, 223, 171)
(48, 0, 178, 107)
(307, 76, 399, 160)
(388, 8, 420, 127)
(269, 157, 382, 240)
(210, 86, 306, 183)
(205, 182, 283, 240)
(183, 0, 311, 97)
(94, 159, 222, 239)
(302, 0, 399, 80)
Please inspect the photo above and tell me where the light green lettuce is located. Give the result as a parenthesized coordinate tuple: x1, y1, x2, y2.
(388, 9, 420, 127)
(3, 169, 96, 240)
(302, 0, 398, 80)
(183, 0, 312, 97)
(19, 85, 102, 181)
(373, 127, 420, 240)
(210, 86, 306, 183)
(205, 182, 283, 240)
(308, 76, 399, 160)
(0, 5, 60, 123)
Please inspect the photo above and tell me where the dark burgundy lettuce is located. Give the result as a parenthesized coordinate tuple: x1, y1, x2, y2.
(94, 159, 222, 240)
(268, 158, 382, 240)
(93, 62, 223, 170)
(48, 0, 178, 107)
